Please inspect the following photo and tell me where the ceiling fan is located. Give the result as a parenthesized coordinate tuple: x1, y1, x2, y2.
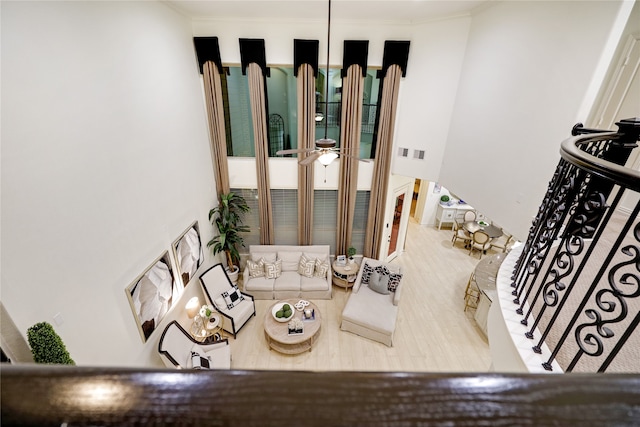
(275, 0, 370, 168)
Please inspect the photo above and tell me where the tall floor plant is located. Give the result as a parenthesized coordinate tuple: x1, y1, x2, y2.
(207, 192, 250, 276)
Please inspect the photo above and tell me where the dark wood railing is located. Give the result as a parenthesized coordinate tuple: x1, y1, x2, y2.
(510, 118, 640, 372)
(2, 365, 640, 426)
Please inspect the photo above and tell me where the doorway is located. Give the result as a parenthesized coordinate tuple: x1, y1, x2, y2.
(387, 193, 405, 260)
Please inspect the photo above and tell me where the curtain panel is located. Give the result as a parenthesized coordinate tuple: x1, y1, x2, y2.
(202, 61, 230, 195)
(248, 62, 275, 245)
(297, 64, 316, 245)
(336, 64, 365, 256)
(364, 65, 402, 259)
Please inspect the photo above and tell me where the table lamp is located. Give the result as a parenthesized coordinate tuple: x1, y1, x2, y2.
(185, 297, 200, 319)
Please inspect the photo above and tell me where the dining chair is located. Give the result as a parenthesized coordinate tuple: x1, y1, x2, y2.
(490, 232, 514, 253)
(463, 211, 477, 222)
(451, 221, 472, 248)
(469, 231, 491, 259)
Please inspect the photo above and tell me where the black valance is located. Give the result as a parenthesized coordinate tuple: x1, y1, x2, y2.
(294, 39, 320, 77)
(193, 37, 223, 75)
(342, 40, 369, 78)
(239, 38, 270, 77)
(378, 41, 410, 78)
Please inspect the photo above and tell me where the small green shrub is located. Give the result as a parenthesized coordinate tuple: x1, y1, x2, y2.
(347, 247, 357, 258)
(27, 322, 75, 365)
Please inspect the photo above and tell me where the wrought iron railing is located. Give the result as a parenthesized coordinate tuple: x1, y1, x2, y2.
(510, 118, 640, 372)
(316, 101, 377, 134)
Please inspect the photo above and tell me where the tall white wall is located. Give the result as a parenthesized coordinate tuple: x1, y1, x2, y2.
(439, 1, 634, 240)
(1, 1, 216, 366)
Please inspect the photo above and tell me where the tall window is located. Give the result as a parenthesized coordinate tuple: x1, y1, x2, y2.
(266, 67, 297, 156)
(313, 190, 338, 254)
(315, 68, 342, 147)
(223, 67, 254, 157)
(271, 189, 298, 245)
(351, 191, 371, 254)
(229, 188, 260, 248)
(361, 68, 381, 159)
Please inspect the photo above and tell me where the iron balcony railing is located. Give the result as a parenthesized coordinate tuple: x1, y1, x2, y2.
(316, 101, 378, 134)
(510, 118, 640, 372)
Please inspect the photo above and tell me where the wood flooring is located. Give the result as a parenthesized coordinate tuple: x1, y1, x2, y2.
(229, 218, 495, 372)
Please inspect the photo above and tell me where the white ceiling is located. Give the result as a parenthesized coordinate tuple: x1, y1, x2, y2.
(164, 0, 489, 23)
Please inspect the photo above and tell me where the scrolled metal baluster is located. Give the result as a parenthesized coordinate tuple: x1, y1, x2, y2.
(565, 237, 640, 371)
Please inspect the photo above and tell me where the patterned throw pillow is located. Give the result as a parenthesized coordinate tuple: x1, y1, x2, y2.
(221, 285, 244, 309)
(361, 263, 375, 285)
(314, 258, 330, 278)
(191, 351, 212, 370)
(264, 259, 282, 279)
(374, 265, 390, 276)
(388, 272, 403, 292)
(247, 258, 265, 278)
(297, 254, 315, 278)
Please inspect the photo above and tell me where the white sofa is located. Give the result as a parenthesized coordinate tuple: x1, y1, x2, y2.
(243, 245, 332, 300)
(340, 257, 403, 346)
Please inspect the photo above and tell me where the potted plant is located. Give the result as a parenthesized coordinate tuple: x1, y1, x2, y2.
(27, 322, 75, 365)
(207, 192, 250, 285)
(347, 246, 356, 264)
(440, 195, 450, 205)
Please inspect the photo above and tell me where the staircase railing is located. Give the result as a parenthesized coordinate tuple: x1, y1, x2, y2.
(510, 118, 640, 372)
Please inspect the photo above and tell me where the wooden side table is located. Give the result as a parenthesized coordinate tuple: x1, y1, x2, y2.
(332, 261, 360, 291)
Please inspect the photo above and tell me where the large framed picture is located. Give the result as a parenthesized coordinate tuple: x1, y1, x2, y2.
(172, 221, 204, 288)
(125, 252, 177, 343)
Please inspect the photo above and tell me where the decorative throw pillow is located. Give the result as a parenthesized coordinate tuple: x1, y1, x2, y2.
(361, 263, 375, 285)
(368, 270, 390, 295)
(247, 258, 265, 278)
(264, 259, 282, 279)
(191, 351, 212, 370)
(314, 258, 330, 278)
(220, 285, 244, 309)
(374, 265, 390, 277)
(388, 272, 403, 292)
(297, 254, 315, 278)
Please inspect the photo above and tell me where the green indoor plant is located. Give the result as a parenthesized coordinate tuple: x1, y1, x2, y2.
(207, 192, 250, 283)
(347, 246, 357, 263)
(27, 321, 75, 365)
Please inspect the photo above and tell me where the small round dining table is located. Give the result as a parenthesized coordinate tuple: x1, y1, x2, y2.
(463, 221, 503, 238)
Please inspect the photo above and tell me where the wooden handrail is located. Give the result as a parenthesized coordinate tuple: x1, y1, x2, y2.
(2, 366, 639, 426)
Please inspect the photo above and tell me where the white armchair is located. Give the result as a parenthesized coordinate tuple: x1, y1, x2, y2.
(157, 320, 230, 369)
(199, 264, 256, 338)
(340, 257, 403, 347)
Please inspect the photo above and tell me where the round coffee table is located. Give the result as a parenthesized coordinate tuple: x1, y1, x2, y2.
(264, 299, 321, 354)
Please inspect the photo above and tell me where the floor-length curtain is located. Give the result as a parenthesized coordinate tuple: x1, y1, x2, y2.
(364, 65, 402, 259)
(202, 60, 230, 195)
(336, 65, 364, 256)
(297, 64, 315, 245)
(248, 62, 274, 244)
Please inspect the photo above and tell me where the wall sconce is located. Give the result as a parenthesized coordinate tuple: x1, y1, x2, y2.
(185, 296, 200, 318)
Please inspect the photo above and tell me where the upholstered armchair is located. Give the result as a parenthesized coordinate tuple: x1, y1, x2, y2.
(158, 320, 230, 369)
(199, 264, 256, 338)
(340, 257, 403, 347)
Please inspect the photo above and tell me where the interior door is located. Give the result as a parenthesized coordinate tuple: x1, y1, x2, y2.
(387, 193, 404, 260)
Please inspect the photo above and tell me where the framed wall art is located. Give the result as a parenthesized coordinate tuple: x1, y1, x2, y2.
(172, 220, 204, 288)
(125, 252, 177, 343)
